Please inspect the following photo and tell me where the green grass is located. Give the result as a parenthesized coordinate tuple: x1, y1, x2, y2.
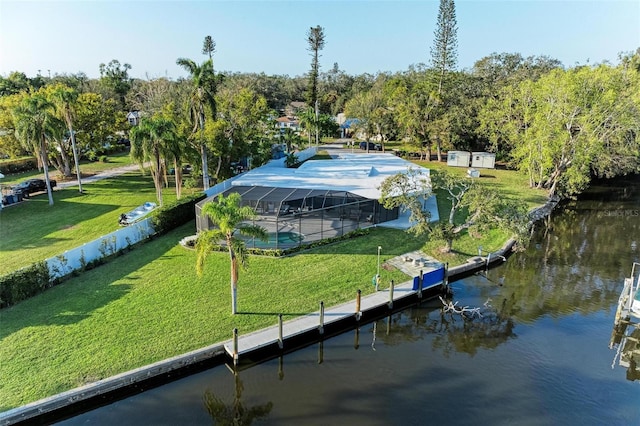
(0, 172, 176, 275)
(0, 225, 422, 411)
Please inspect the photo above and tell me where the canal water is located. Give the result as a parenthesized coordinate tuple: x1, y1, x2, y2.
(61, 176, 640, 425)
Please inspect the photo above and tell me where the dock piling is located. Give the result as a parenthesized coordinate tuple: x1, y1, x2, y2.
(319, 301, 325, 334)
(232, 328, 239, 366)
(278, 314, 283, 349)
(388, 280, 394, 309)
(355, 289, 362, 320)
(418, 269, 423, 299)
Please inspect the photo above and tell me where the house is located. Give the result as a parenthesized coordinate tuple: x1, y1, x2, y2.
(195, 152, 435, 248)
(276, 116, 300, 132)
(126, 111, 140, 126)
(285, 101, 307, 117)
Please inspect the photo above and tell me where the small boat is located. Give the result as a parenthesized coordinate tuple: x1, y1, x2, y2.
(119, 202, 157, 226)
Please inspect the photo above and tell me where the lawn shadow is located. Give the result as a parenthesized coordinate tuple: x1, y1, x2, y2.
(0, 230, 183, 340)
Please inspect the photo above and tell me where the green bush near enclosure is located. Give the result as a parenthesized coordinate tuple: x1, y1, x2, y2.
(151, 193, 206, 235)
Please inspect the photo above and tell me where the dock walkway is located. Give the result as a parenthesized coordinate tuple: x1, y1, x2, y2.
(225, 267, 442, 362)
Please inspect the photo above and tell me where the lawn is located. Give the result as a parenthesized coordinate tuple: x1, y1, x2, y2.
(0, 224, 422, 411)
(0, 171, 176, 275)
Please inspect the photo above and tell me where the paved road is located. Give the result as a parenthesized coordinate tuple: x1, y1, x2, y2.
(57, 164, 143, 189)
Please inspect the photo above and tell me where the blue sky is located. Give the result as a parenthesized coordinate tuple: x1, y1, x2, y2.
(1, 0, 638, 79)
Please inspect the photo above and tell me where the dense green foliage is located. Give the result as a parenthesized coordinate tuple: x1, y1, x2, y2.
(0, 157, 36, 174)
(151, 193, 206, 235)
(0, 261, 50, 308)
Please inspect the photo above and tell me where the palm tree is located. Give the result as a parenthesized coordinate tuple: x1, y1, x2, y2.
(50, 83, 83, 193)
(129, 116, 177, 205)
(196, 193, 267, 314)
(297, 107, 316, 147)
(176, 57, 216, 190)
(12, 94, 60, 205)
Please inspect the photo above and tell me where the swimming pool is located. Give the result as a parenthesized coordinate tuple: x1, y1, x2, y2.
(244, 231, 304, 248)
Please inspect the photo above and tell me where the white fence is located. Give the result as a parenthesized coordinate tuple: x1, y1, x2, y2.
(45, 218, 156, 280)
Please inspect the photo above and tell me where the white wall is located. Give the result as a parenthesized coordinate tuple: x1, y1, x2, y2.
(46, 218, 155, 280)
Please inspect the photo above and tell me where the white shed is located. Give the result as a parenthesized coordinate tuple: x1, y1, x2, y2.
(446, 151, 471, 167)
(471, 152, 496, 169)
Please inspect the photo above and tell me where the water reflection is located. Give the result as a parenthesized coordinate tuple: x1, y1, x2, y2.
(203, 370, 273, 426)
(610, 323, 640, 381)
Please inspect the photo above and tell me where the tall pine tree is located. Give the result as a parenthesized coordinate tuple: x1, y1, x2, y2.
(429, 0, 458, 161)
(202, 35, 216, 60)
(430, 0, 458, 92)
(306, 25, 326, 108)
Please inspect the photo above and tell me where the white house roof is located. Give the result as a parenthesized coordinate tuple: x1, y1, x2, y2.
(230, 153, 430, 200)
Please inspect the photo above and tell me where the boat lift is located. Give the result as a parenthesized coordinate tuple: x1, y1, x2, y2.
(610, 262, 640, 381)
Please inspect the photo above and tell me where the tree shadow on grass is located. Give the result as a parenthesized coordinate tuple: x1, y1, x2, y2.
(0, 228, 187, 341)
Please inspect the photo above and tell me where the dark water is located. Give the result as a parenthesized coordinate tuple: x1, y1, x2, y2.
(61, 176, 640, 425)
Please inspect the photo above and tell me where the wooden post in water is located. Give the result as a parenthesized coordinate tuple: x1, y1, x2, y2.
(388, 280, 394, 309)
(355, 289, 362, 320)
(418, 269, 423, 299)
(319, 301, 325, 335)
(444, 262, 449, 293)
(486, 253, 492, 272)
(232, 328, 239, 367)
(278, 314, 283, 349)
(278, 355, 284, 380)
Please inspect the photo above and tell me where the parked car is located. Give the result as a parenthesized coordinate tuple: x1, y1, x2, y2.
(359, 141, 382, 151)
(12, 178, 57, 197)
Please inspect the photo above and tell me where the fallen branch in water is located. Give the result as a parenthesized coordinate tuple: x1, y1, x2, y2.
(439, 296, 492, 319)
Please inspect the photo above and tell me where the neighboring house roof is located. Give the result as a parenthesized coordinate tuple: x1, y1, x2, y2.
(228, 153, 430, 200)
(276, 116, 299, 124)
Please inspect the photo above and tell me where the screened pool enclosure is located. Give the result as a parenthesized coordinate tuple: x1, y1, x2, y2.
(195, 185, 399, 249)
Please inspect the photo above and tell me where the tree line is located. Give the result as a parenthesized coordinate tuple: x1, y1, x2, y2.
(1, 18, 638, 205)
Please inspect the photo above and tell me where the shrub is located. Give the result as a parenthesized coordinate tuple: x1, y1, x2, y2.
(152, 193, 207, 235)
(0, 262, 50, 309)
(100, 155, 109, 163)
(0, 157, 38, 174)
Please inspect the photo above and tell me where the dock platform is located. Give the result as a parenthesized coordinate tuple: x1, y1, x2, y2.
(224, 276, 445, 365)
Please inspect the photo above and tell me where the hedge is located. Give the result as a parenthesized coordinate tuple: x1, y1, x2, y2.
(0, 157, 38, 174)
(0, 262, 51, 309)
(151, 193, 206, 235)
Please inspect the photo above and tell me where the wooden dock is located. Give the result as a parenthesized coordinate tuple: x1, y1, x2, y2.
(224, 277, 446, 366)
